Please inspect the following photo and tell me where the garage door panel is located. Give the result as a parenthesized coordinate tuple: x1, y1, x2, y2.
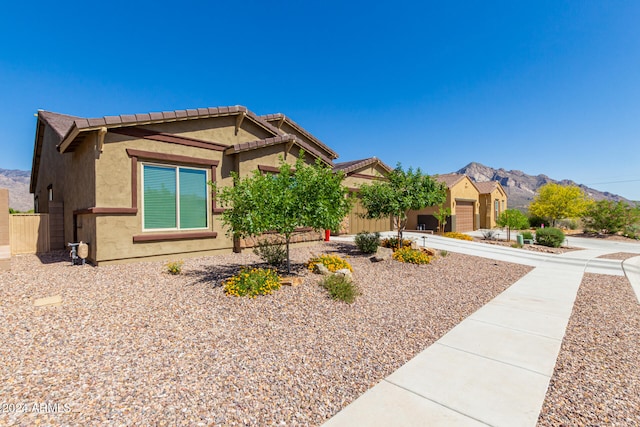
(456, 201, 474, 232)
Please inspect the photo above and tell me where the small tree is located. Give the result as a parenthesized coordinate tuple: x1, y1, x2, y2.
(496, 208, 529, 241)
(213, 152, 352, 273)
(433, 203, 451, 234)
(359, 164, 446, 245)
(528, 183, 592, 227)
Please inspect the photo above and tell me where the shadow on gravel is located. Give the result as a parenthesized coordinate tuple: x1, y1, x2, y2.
(185, 261, 309, 288)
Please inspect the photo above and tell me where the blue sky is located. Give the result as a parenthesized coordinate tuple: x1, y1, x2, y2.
(1, 1, 639, 200)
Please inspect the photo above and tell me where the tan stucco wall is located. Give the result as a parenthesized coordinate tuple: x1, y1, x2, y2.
(479, 187, 508, 229)
(34, 126, 97, 247)
(406, 177, 480, 231)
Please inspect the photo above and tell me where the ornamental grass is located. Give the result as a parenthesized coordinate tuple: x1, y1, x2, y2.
(443, 232, 473, 241)
(392, 247, 433, 264)
(307, 254, 353, 273)
(223, 267, 281, 297)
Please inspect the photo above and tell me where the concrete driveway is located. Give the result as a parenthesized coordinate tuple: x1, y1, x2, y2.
(324, 231, 640, 426)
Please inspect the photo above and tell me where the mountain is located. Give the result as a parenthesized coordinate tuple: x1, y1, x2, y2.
(457, 162, 630, 210)
(0, 168, 32, 212)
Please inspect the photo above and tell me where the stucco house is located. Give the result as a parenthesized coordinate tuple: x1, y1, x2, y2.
(30, 106, 392, 265)
(406, 174, 509, 233)
(475, 181, 508, 229)
(333, 157, 393, 234)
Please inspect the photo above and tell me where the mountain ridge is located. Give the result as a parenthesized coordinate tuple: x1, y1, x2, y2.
(0, 168, 32, 212)
(456, 162, 630, 210)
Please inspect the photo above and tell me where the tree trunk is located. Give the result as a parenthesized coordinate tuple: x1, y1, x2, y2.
(286, 236, 291, 274)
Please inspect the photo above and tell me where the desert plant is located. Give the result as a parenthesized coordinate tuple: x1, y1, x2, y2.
(320, 274, 359, 304)
(535, 227, 565, 248)
(480, 229, 500, 240)
(557, 218, 579, 230)
(529, 183, 592, 227)
(166, 260, 184, 275)
(511, 242, 523, 249)
(528, 215, 546, 228)
(520, 231, 534, 240)
(582, 200, 640, 235)
(223, 267, 281, 297)
(380, 237, 414, 251)
(433, 203, 451, 234)
(439, 250, 449, 257)
(359, 164, 446, 245)
(392, 247, 432, 264)
(214, 152, 352, 273)
(253, 236, 287, 266)
(354, 231, 381, 254)
(443, 232, 473, 241)
(496, 209, 529, 241)
(307, 254, 353, 273)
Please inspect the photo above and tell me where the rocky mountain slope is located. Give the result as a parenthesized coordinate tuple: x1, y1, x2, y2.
(457, 162, 630, 210)
(0, 168, 32, 212)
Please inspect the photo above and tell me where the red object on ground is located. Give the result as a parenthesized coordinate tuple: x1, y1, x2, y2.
(325, 229, 331, 241)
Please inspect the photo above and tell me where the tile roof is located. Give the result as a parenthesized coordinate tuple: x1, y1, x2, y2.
(333, 157, 392, 175)
(224, 134, 332, 165)
(474, 181, 500, 194)
(40, 106, 283, 153)
(261, 113, 339, 160)
(435, 173, 466, 187)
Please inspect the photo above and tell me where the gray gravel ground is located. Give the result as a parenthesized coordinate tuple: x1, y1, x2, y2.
(0, 242, 530, 426)
(538, 273, 640, 426)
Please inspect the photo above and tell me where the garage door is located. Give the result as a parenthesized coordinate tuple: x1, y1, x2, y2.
(348, 199, 392, 234)
(455, 201, 474, 232)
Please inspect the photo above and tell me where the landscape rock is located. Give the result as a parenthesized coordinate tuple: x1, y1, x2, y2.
(334, 269, 353, 281)
(313, 263, 330, 275)
(371, 246, 393, 262)
(280, 277, 303, 286)
(420, 247, 437, 256)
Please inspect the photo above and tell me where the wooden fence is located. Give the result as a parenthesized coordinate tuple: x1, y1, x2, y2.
(9, 214, 51, 254)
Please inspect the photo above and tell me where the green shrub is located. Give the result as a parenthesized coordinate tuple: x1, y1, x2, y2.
(392, 247, 432, 264)
(535, 227, 565, 248)
(166, 260, 184, 275)
(253, 236, 287, 266)
(307, 254, 353, 272)
(439, 250, 449, 257)
(223, 267, 281, 297)
(354, 232, 381, 254)
(321, 274, 359, 304)
(557, 218, 579, 230)
(380, 237, 414, 250)
(520, 231, 534, 240)
(511, 243, 523, 249)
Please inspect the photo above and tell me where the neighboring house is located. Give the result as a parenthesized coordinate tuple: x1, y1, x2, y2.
(333, 157, 393, 234)
(474, 181, 508, 229)
(406, 174, 481, 233)
(30, 106, 392, 265)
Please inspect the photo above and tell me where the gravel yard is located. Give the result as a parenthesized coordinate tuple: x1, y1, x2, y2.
(538, 273, 640, 426)
(0, 242, 531, 426)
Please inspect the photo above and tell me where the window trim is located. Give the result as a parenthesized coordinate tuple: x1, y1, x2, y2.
(141, 162, 210, 232)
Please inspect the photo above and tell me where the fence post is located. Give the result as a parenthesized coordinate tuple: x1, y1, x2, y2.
(0, 189, 10, 271)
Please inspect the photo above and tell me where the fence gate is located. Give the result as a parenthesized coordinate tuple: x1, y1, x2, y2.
(9, 214, 51, 255)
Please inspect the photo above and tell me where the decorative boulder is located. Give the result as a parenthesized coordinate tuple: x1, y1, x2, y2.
(371, 246, 393, 262)
(313, 263, 331, 275)
(334, 268, 353, 281)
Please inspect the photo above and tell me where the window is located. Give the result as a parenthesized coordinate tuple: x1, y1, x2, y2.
(142, 164, 208, 230)
(494, 200, 500, 219)
(47, 184, 53, 201)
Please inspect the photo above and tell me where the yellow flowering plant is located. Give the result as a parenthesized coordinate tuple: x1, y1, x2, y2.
(223, 267, 281, 297)
(307, 254, 353, 272)
(443, 232, 473, 241)
(392, 247, 432, 264)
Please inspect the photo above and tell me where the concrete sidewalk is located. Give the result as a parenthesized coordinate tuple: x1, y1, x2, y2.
(323, 234, 640, 426)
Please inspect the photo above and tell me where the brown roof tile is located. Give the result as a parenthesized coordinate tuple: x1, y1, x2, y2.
(120, 114, 137, 124)
(104, 115, 122, 125)
(474, 181, 499, 194)
(333, 157, 392, 175)
(260, 113, 339, 159)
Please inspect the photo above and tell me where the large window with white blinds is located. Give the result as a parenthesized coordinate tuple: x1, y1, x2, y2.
(142, 164, 208, 230)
